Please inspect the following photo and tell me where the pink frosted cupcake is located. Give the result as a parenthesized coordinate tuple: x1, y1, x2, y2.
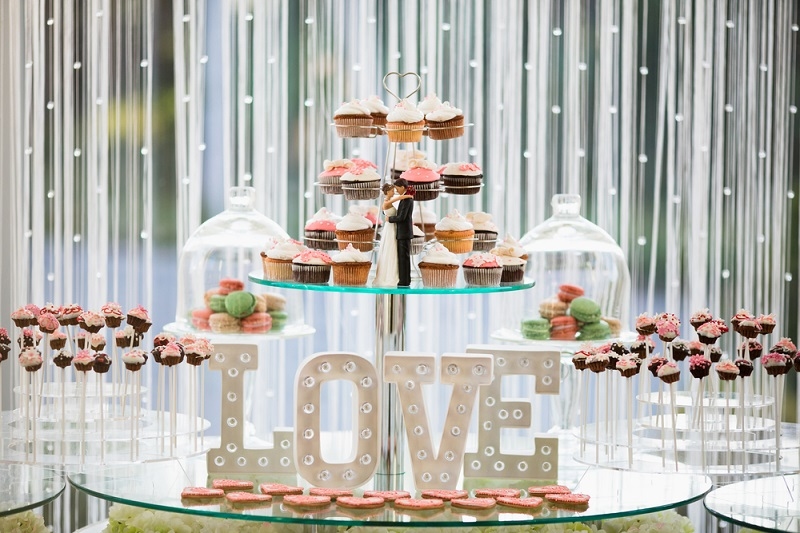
(49, 330, 67, 350)
(400, 159, 441, 201)
(697, 321, 723, 345)
(655, 320, 679, 343)
(304, 208, 340, 251)
(635, 313, 657, 336)
(19, 348, 43, 372)
(37, 312, 60, 334)
(425, 102, 464, 140)
(11, 307, 36, 328)
(78, 311, 105, 333)
(73, 349, 95, 372)
(462, 253, 503, 287)
(439, 162, 483, 195)
(318, 159, 355, 195)
(126, 305, 152, 333)
(657, 361, 680, 384)
(340, 166, 381, 201)
(762, 352, 790, 376)
(292, 250, 333, 284)
(101, 302, 125, 328)
(59, 303, 82, 326)
(690, 308, 712, 330)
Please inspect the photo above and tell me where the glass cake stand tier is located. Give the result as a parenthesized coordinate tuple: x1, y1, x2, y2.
(248, 272, 535, 295)
(0, 464, 65, 517)
(163, 322, 315, 342)
(490, 328, 637, 350)
(68, 455, 710, 527)
(704, 474, 800, 532)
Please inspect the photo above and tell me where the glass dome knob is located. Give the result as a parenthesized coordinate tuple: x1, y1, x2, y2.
(552, 194, 581, 217)
(227, 186, 256, 210)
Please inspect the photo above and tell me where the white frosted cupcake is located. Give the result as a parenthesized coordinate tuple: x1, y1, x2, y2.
(332, 244, 372, 286)
(341, 166, 381, 200)
(466, 212, 499, 251)
(391, 149, 426, 180)
(491, 234, 528, 283)
(425, 101, 464, 140)
(334, 100, 373, 138)
(434, 210, 474, 254)
(335, 212, 374, 252)
(418, 244, 460, 287)
(262, 238, 307, 281)
(385, 100, 424, 142)
(439, 162, 483, 195)
(360, 95, 390, 134)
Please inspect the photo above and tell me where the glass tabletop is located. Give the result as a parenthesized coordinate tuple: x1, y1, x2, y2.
(249, 272, 535, 295)
(68, 455, 711, 527)
(491, 328, 637, 351)
(704, 474, 800, 532)
(0, 464, 65, 517)
(163, 322, 316, 342)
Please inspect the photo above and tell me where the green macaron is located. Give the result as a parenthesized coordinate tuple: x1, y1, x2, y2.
(209, 294, 228, 313)
(224, 291, 257, 318)
(578, 320, 611, 341)
(521, 318, 550, 340)
(569, 297, 602, 323)
(268, 310, 288, 331)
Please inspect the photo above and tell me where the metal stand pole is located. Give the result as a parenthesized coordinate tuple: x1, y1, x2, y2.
(374, 292, 406, 490)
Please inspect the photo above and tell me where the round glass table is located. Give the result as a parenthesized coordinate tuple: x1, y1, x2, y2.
(69, 454, 711, 527)
(704, 474, 800, 532)
(0, 463, 65, 517)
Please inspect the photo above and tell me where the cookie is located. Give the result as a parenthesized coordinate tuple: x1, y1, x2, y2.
(308, 488, 353, 500)
(181, 487, 224, 499)
(259, 483, 304, 496)
(362, 490, 410, 502)
(225, 492, 272, 504)
(212, 479, 254, 491)
(473, 488, 521, 499)
(282, 494, 331, 508)
(545, 493, 591, 508)
(394, 497, 445, 511)
(557, 283, 585, 303)
(603, 316, 622, 336)
(336, 496, 385, 509)
(527, 485, 571, 496)
(420, 489, 468, 501)
(451, 497, 497, 510)
(496, 496, 543, 510)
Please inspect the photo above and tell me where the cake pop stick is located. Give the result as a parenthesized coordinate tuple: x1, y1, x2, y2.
(761, 352, 790, 472)
(656, 361, 680, 470)
(587, 351, 607, 463)
(617, 357, 639, 468)
(171, 365, 177, 455)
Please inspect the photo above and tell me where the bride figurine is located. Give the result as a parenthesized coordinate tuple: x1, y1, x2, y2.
(374, 182, 414, 286)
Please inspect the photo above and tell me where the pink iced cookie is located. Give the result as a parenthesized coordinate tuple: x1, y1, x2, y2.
(282, 494, 331, 508)
(420, 489, 468, 501)
(496, 496, 544, 510)
(528, 484, 571, 496)
(362, 490, 410, 502)
(474, 488, 522, 499)
(335, 496, 385, 509)
(212, 479, 254, 491)
(545, 493, 591, 508)
(181, 487, 224, 499)
(394, 497, 444, 511)
(225, 492, 272, 504)
(451, 497, 497, 510)
(259, 483, 304, 496)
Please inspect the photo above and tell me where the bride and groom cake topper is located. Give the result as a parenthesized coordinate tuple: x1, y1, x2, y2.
(374, 178, 415, 287)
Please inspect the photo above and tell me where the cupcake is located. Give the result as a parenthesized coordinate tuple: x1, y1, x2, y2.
(770, 337, 797, 357)
(122, 349, 147, 372)
(657, 361, 680, 383)
(417, 93, 442, 117)
(75, 331, 88, 349)
(425, 101, 464, 140)
(59, 304, 82, 326)
(89, 333, 107, 351)
(72, 349, 95, 372)
(333, 100, 373, 138)
(160, 342, 184, 367)
(418, 244, 459, 288)
(184, 340, 211, 366)
(101, 302, 125, 328)
(400, 159, 441, 201)
(385, 99, 424, 142)
(41, 304, 62, 321)
(304, 208, 340, 250)
(93, 353, 112, 373)
(671, 339, 691, 361)
(616, 356, 640, 377)
(126, 306, 151, 333)
(434, 210, 474, 254)
(390, 149, 426, 180)
(10, 307, 36, 328)
(335, 212, 374, 252)
(635, 313, 657, 336)
(587, 353, 609, 373)
(689, 355, 711, 378)
(360, 96, 389, 134)
(292, 250, 333, 284)
(647, 356, 667, 377)
(49, 330, 67, 350)
(696, 321, 723, 345)
(261, 238, 307, 281)
(466, 212, 499, 251)
(708, 346, 723, 363)
(19, 348, 43, 372)
(630, 335, 655, 359)
(412, 204, 437, 241)
(78, 311, 105, 333)
(341, 166, 381, 201)
(736, 318, 762, 339)
(735, 358, 754, 377)
(439, 162, 483, 195)
(115, 326, 139, 348)
(53, 350, 74, 369)
(37, 312, 60, 334)
(153, 332, 176, 347)
(572, 345, 593, 370)
(730, 309, 754, 332)
(331, 244, 372, 286)
(317, 159, 355, 195)
(716, 360, 739, 381)
(688, 341, 704, 355)
(757, 313, 776, 335)
(743, 339, 763, 360)
(462, 253, 503, 286)
(655, 320, 679, 343)
(689, 308, 713, 330)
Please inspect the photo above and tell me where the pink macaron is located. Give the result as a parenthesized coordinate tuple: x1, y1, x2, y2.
(241, 312, 272, 334)
(191, 308, 213, 331)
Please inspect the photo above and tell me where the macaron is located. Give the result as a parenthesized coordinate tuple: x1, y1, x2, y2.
(209, 294, 228, 313)
(241, 312, 272, 334)
(603, 316, 622, 337)
(539, 297, 568, 320)
(218, 278, 245, 295)
(268, 310, 288, 331)
(208, 313, 241, 334)
(578, 320, 611, 341)
(224, 291, 257, 318)
(191, 308, 213, 331)
(557, 283, 585, 303)
(569, 296, 602, 323)
(521, 318, 550, 340)
(550, 315, 579, 340)
(263, 293, 287, 311)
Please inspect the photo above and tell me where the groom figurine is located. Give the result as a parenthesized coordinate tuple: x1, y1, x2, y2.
(388, 178, 414, 287)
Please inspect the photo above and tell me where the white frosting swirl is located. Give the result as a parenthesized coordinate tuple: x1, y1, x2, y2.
(425, 101, 463, 122)
(266, 238, 306, 260)
(466, 212, 498, 232)
(416, 93, 442, 114)
(391, 149, 426, 171)
(492, 234, 526, 258)
(420, 244, 459, 266)
(439, 162, 482, 176)
(323, 159, 354, 171)
(122, 350, 146, 365)
(333, 244, 372, 263)
(336, 213, 372, 231)
(341, 167, 381, 183)
(495, 255, 526, 267)
(308, 207, 340, 223)
(360, 95, 389, 114)
(413, 205, 437, 224)
(435, 210, 473, 231)
(386, 99, 424, 123)
(334, 100, 371, 116)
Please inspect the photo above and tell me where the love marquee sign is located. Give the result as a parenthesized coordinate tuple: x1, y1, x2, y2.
(207, 344, 560, 490)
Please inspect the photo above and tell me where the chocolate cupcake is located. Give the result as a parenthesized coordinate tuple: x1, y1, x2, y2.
(671, 339, 691, 361)
(689, 355, 711, 379)
(439, 162, 483, 195)
(647, 357, 667, 377)
(53, 350, 74, 369)
(708, 346, 723, 363)
(292, 250, 333, 284)
(635, 313, 657, 336)
(735, 358, 754, 377)
(93, 353, 112, 374)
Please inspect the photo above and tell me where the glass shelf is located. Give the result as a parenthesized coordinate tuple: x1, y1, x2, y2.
(490, 328, 637, 352)
(163, 322, 316, 343)
(249, 272, 534, 295)
(68, 454, 711, 527)
(0, 464, 65, 517)
(704, 474, 800, 532)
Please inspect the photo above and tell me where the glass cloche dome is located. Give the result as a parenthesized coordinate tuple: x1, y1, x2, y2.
(517, 193, 631, 336)
(175, 187, 303, 334)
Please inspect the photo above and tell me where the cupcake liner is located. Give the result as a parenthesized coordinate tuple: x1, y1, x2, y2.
(443, 175, 483, 195)
(737, 325, 761, 338)
(419, 263, 459, 287)
(760, 323, 776, 335)
(49, 338, 67, 350)
(74, 363, 93, 372)
(697, 334, 718, 345)
(335, 229, 375, 252)
(186, 354, 205, 366)
(463, 266, 502, 287)
(709, 350, 722, 363)
(716, 370, 738, 381)
(765, 365, 787, 376)
(473, 231, 498, 252)
(304, 230, 338, 250)
(620, 368, 639, 378)
(690, 367, 710, 379)
(12, 318, 36, 328)
(54, 357, 73, 369)
(318, 175, 343, 195)
(342, 180, 381, 200)
(435, 230, 475, 254)
(588, 361, 606, 373)
(105, 317, 123, 328)
(427, 116, 465, 140)
(572, 358, 588, 371)
(262, 257, 295, 281)
(24, 364, 42, 373)
(407, 181, 441, 201)
(332, 262, 372, 286)
(736, 361, 755, 377)
(125, 363, 143, 372)
(334, 116, 373, 138)
(410, 236, 425, 256)
(636, 325, 657, 336)
(500, 265, 525, 284)
(292, 264, 332, 284)
(690, 318, 710, 330)
(659, 373, 680, 384)
(386, 121, 424, 142)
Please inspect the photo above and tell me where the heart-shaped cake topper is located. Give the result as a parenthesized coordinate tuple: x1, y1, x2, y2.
(382, 71, 422, 103)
